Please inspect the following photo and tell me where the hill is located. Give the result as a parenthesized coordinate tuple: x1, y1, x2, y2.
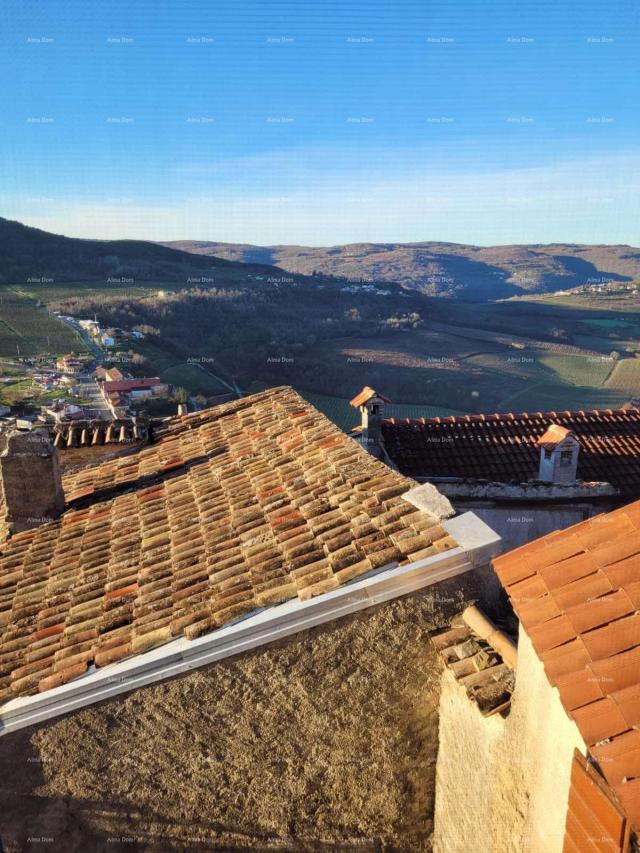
(165, 240, 640, 300)
(0, 218, 294, 285)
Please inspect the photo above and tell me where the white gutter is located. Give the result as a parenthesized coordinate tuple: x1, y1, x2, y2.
(0, 511, 501, 736)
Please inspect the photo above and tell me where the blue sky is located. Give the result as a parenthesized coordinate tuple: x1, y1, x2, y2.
(0, 0, 638, 245)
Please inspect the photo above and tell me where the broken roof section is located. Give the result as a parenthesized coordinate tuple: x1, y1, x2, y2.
(493, 499, 640, 830)
(0, 386, 463, 706)
(382, 407, 640, 494)
(432, 605, 516, 716)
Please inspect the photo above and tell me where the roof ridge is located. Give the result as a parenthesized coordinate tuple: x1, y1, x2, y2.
(383, 405, 640, 426)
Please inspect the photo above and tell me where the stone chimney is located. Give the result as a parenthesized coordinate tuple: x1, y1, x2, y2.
(349, 386, 391, 458)
(0, 428, 65, 536)
(536, 424, 580, 485)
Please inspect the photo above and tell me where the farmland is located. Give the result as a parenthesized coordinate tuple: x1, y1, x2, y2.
(606, 358, 640, 394)
(1, 280, 640, 427)
(247, 382, 464, 431)
(0, 288, 85, 357)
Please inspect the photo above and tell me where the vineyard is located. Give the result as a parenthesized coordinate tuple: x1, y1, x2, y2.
(0, 288, 83, 356)
(605, 358, 640, 393)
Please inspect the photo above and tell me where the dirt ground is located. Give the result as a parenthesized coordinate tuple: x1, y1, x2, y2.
(0, 577, 480, 853)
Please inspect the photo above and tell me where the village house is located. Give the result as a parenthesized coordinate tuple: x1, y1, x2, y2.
(93, 365, 124, 382)
(40, 401, 83, 423)
(101, 376, 166, 400)
(100, 376, 168, 416)
(0, 386, 503, 851)
(350, 387, 640, 550)
(3, 385, 639, 851)
(55, 354, 87, 375)
(433, 499, 640, 852)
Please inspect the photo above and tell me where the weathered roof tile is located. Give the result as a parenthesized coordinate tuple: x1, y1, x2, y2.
(0, 386, 455, 703)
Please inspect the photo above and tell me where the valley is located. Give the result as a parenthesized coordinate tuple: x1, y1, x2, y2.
(1, 218, 639, 427)
(3, 277, 639, 429)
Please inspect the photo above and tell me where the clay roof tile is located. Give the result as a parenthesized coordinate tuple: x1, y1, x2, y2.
(0, 385, 454, 703)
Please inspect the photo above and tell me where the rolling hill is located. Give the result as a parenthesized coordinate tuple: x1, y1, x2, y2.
(0, 218, 295, 286)
(165, 240, 640, 300)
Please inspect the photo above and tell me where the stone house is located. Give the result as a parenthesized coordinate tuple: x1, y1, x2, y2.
(0, 386, 501, 852)
(351, 387, 640, 550)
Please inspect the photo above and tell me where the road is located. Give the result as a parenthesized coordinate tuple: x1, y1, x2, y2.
(76, 376, 113, 419)
(54, 314, 103, 358)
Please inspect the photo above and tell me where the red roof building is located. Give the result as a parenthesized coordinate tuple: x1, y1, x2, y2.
(381, 407, 640, 497)
(103, 377, 162, 394)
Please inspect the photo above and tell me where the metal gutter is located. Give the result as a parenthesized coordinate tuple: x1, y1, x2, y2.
(0, 511, 501, 736)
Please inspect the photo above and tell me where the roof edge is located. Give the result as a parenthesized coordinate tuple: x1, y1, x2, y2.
(0, 511, 501, 736)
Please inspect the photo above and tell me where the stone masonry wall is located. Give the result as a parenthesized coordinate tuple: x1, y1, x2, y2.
(0, 569, 490, 853)
(433, 630, 586, 853)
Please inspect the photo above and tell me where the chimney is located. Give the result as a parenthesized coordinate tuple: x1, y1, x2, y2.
(349, 386, 390, 458)
(177, 403, 188, 416)
(0, 428, 65, 536)
(536, 424, 580, 485)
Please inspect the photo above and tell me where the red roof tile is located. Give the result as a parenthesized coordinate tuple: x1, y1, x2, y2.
(0, 386, 455, 704)
(493, 500, 640, 829)
(103, 377, 161, 393)
(383, 407, 640, 494)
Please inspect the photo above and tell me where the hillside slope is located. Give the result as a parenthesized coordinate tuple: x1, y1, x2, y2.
(0, 218, 290, 285)
(166, 240, 640, 300)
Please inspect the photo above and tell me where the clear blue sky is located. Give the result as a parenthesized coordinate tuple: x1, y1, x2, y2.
(1, 0, 638, 245)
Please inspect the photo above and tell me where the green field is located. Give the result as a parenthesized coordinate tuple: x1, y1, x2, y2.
(160, 363, 231, 396)
(0, 378, 68, 409)
(0, 288, 85, 356)
(246, 382, 464, 431)
(605, 358, 640, 394)
(132, 340, 233, 397)
(467, 351, 617, 387)
(13, 283, 154, 302)
(4, 280, 640, 418)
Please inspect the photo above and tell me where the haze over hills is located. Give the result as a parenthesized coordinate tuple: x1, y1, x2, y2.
(165, 240, 640, 300)
(2, 218, 638, 301)
(0, 218, 294, 286)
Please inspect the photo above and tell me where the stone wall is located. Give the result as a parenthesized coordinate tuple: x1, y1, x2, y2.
(433, 630, 586, 853)
(0, 429, 64, 536)
(0, 570, 491, 853)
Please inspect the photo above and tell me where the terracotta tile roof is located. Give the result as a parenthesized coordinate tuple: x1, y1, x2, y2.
(0, 386, 456, 703)
(382, 407, 640, 494)
(493, 500, 640, 830)
(536, 423, 575, 449)
(103, 377, 161, 393)
(350, 386, 391, 408)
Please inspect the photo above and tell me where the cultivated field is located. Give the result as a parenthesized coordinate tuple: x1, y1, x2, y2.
(0, 288, 83, 357)
(3, 281, 640, 423)
(606, 358, 640, 394)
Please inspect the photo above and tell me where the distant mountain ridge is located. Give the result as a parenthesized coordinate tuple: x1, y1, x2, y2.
(165, 239, 640, 300)
(0, 218, 291, 285)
